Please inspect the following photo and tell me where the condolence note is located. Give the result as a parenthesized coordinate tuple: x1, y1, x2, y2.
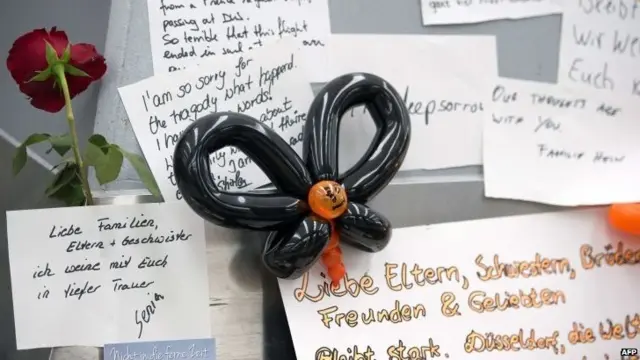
(279, 209, 640, 359)
(118, 39, 315, 201)
(483, 79, 640, 206)
(557, 0, 639, 97)
(318, 35, 497, 170)
(147, 0, 330, 74)
(420, 0, 561, 25)
(7, 202, 210, 349)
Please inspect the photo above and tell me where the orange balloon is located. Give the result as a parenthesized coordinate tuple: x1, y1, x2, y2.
(307, 181, 348, 220)
(326, 262, 345, 288)
(320, 221, 345, 287)
(609, 203, 640, 236)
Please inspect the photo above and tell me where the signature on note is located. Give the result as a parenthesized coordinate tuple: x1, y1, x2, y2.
(135, 292, 165, 338)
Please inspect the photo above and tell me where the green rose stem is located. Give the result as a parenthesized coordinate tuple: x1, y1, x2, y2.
(52, 63, 94, 205)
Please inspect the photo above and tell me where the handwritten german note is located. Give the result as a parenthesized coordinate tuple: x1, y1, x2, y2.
(7, 202, 210, 349)
(118, 40, 314, 201)
(319, 35, 497, 170)
(483, 79, 640, 206)
(279, 209, 640, 359)
(147, 0, 330, 73)
(558, 0, 639, 97)
(420, 0, 561, 25)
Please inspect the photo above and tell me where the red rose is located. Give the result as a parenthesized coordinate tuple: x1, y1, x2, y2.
(6, 27, 107, 113)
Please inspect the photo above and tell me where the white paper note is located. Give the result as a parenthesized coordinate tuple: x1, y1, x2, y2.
(483, 79, 640, 206)
(322, 35, 497, 170)
(420, 0, 561, 25)
(147, 0, 330, 74)
(118, 40, 315, 201)
(7, 202, 210, 349)
(279, 209, 640, 359)
(557, 0, 639, 97)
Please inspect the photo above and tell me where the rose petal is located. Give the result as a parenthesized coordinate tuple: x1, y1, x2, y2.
(65, 75, 94, 98)
(66, 43, 107, 97)
(69, 43, 107, 79)
(69, 43, 99, 64)
(6, 28, 70, 84)
(7, 29, 49, 84)
(19, 81, 65, 113)
(29, 93, 66, 113)
(47, 27, 70, 55)
(18, 77, 56, 96)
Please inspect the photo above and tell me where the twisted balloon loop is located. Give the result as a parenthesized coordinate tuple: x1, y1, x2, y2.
(173, 73, 411, 284)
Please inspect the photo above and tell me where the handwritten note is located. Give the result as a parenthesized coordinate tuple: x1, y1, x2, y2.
(147, 0, 330, 73)
(557, 0, 639, 97)
(105, 338, 215, 360)
(483, 79, 640, 206)
(7, 203, 210, 349)
(420, 0, 561, 25)
(320, 35, 497, 170)
(279, 209, 640, 359)
(6, 202, 210, 349)
(118, 40, 315, 201)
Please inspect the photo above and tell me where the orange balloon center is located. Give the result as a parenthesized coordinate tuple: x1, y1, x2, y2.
(307, 180, 348, 220)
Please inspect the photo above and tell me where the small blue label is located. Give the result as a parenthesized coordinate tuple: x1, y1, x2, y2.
(104, 338, 215, 360)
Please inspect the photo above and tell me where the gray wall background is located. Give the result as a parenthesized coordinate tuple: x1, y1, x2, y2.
(0, 0, 110, 358)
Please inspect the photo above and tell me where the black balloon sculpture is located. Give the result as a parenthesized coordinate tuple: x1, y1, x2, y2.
(173, 73, 411, 286)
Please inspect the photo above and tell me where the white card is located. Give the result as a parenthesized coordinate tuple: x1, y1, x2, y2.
(483, 78, 640, 206)
(7, 202, 210, 349)
(420, 0, 561, 25)
(147, 0, 330, 74)
(558, 0, 639, 97)
(118, 39, 315, 201)
(279, 209, 640, 359)
(321, 35, 497, 170)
